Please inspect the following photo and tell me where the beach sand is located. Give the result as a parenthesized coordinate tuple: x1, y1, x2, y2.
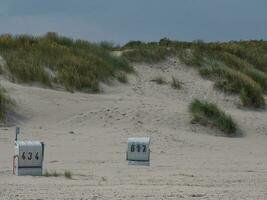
(1, 58, 267, 199)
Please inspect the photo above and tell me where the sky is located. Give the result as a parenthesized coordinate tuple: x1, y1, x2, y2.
(0, 0, 266, 44)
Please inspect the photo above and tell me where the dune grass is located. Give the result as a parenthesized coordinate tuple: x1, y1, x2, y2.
(122, 39, 267, 72)
(122, 39, 267, 109)
(43, 170, 59, 177)
(171, 77, 183, 89)
(178, 48, 204, 67)
(64, 170, 72, 179)
(189, 99, 238, 136)
(122, 46, 175, 63)
(1, 35, 266, 111)
(43, 170, 72, 179)
(0, 33, 132, 92)
(242, 67, 267, 93)
(212, 52, 267, 92)
(200, 66, 265, 108)
(217, 41, 267, 72)
(116, 71, 128, 83)
(151, 76, 167, 85)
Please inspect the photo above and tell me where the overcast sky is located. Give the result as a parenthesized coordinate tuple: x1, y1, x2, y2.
(0, 0, 266, 44)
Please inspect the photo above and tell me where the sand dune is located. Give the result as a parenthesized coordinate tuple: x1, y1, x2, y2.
(1, 58, 267, 199)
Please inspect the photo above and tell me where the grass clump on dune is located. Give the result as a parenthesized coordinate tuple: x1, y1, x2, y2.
(64, 170, 72, 179)
(218, 41, 267, 73)
(189, 99, 238, 136)
(43, 170, 59, 177)
(43, 170, 72, 179)
(171, 77, 183, 89)
(0, 33, 132, 92)
(151, 76, 167, 85)
(242, 67, 267, 92)
(214, 52, 267, 92)
(200, 66, 265, 108)
(116, 71, 128, 83)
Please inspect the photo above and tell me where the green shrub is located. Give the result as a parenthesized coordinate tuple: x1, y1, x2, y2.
(189, 99, 238, 136)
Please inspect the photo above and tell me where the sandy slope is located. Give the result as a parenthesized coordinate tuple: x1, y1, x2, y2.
(0, 58, 267, 200)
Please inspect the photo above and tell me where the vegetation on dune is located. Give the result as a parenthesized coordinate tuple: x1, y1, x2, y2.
(0, 33, 134, 120)
(150, 75, 183, 89)
(242, 67, 267, 92)
(0, 33, 132, 92)
(211, 52, 267, 92)
(116, 71, 128, 83)
(177, 47, 204, 67)
(150, 76, 167, 85)
(121, 39, 267, 108)
(64, 170, 72, 179)
(122, 47, 175, 63)
(43, 170, 59, 177)
(0, 34, 266, 122)
(171, 77, 183, 89)
(200, 66, 265, 108)
(43, 170, 72, 179)
(217, 41, 267, 72)
(189, 99, 238, 136)
(122, 39, 178, 63)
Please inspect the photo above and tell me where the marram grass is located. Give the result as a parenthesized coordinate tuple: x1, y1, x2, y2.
(0, 33, 133, 92)
(189, 99, 238, 136)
